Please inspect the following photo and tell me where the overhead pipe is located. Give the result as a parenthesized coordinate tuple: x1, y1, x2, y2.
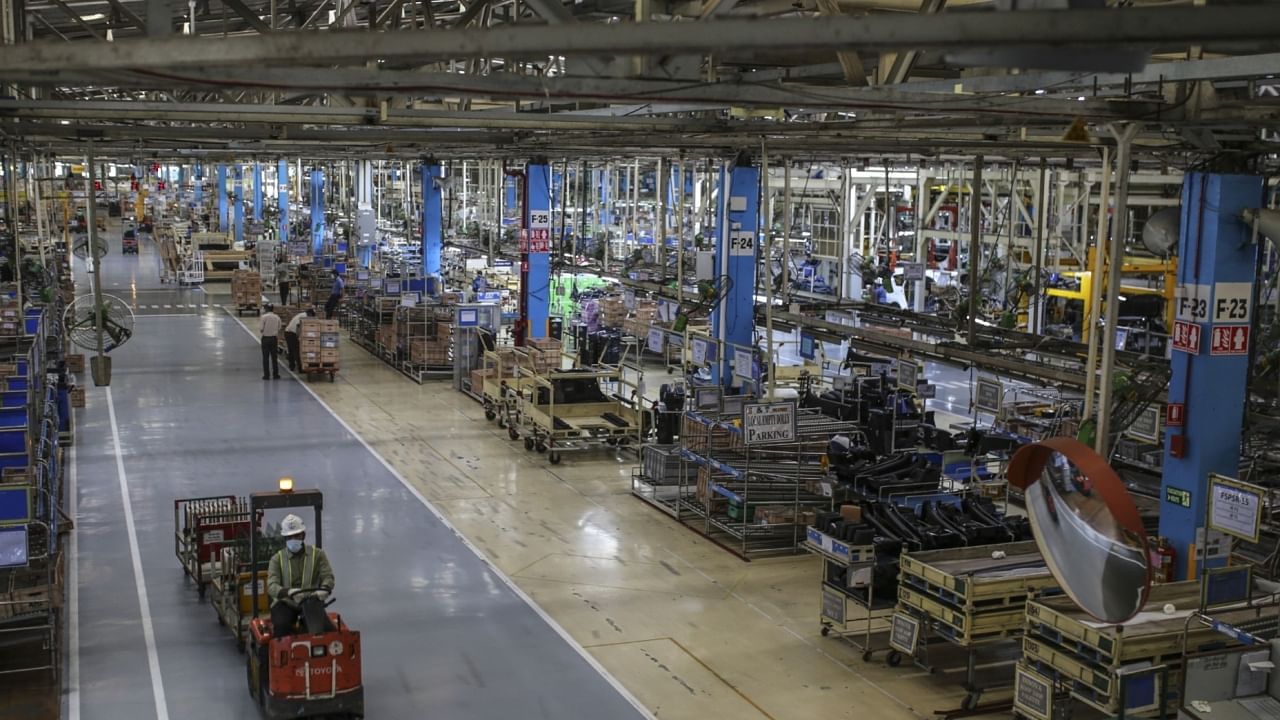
(1095, 122, 1141, 454)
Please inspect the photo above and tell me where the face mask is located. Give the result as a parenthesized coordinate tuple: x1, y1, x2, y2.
(286, 539, 303, 554)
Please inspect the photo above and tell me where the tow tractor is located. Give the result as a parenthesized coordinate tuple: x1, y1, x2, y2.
(244, 480, 364, 719)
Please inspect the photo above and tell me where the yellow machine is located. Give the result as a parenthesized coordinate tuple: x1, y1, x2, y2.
(1043, 248, 1175, 342)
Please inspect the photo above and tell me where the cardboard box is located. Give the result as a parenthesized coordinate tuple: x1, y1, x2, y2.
(70, 386, 86, 408)
(66, 354, 85, 373)
(839, 504, 862, 523)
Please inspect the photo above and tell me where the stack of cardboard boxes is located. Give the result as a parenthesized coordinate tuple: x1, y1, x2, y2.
(525, 337, 562, 376)
(231, 270, 262, 308)
(622, 299, 660, 337)
(0, 294, 21, 337)
(599, 296, 627, 329)
(298, 318, 340, 369)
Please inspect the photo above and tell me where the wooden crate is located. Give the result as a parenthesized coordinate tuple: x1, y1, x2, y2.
(70, 386, 86, 408)
(66, 354, 85, 373)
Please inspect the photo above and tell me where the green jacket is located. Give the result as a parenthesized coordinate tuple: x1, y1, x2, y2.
(266, 544, 335, 606)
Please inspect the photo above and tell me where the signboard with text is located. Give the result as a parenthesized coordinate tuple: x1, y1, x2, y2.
(742, 402, 797, 445)
(1208, 474, 1264, 543)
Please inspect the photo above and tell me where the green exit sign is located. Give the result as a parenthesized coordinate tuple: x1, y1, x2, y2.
(1166, 486, 1193, 508)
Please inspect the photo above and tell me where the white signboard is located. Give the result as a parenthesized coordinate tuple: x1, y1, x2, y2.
(728, 230, 756, 257)
(692, 338, 709, 365)
(975, 376, 1003, 414)
(1213, 282, 1253, 323)
(624, 290, 636, 310)
(900, 262, 925, 282)
(1175, 283, 1211, 323)
(1209, 474, 1264, 543)
(1126, 404, 1161, 443)
(743, 401, 797, 445)
(529, 210, 551, 229)
(733, 348, 754, 379)
(647, 327, 665, 354)
(897, 359, 919, 394)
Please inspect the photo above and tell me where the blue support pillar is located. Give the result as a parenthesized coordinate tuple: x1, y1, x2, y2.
(1160, 172, 1264, 579)
(217, 165, 229, 231)
(421, 163, 444, 287)
(252, 164, 263, 222)
(505, 176, 518, 213)
(193, 164, 202, 208)
(278, 160, 289, 245)
(234, 166, 245, 245)
(709, 159, 760, 387)
(526, 162, 552, 339)
(310, 169, 325, 255)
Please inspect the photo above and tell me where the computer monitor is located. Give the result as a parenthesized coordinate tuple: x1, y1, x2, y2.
(384, 279, 402, 295)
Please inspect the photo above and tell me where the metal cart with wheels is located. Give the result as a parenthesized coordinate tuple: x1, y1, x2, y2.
(805, 525, 894, 662)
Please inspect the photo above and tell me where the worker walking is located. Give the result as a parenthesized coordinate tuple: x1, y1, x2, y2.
(284, 308, 315, 372)
(266, 514, 335, 638)
(260, 303, 282, 380)
(324, 269, 344, 320)
(277, 264, 291, 306)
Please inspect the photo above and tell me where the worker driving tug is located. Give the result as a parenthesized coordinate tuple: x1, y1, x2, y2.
(266, 513, 335, 639)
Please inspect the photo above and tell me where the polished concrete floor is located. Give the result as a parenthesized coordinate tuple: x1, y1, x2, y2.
(68, 226, 650, 719)
(67, 221, 1009, 720)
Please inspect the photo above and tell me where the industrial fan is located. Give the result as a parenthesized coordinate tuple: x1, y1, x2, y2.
(64, 294, 135, 353)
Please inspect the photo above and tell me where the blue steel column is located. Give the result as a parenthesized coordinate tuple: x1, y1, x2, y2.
(233, 166, 245, 245)
(710, 157, 760, 387)
(194, 164, 203, 208)
(1160, 172, 1263, 579)
(421, 163, 444, 288)
(526, 162, 552, 338)
(217, 165, 228, 231)
(278, 160, 289, 244)
(252, 164, 263, 222)
(310, 169, 325, 255)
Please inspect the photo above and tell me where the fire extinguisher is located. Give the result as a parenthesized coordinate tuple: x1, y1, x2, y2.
(1150, 537, 1176, 583)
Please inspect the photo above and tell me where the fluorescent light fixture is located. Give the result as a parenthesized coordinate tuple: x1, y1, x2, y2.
(1034, 89, 1046, 95)
(1077, 96, 1086, 101)
(60, 120, 70, 125)
(79, 12, 105, 21)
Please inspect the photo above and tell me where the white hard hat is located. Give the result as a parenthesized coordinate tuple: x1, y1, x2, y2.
(280, 514, 306, 537)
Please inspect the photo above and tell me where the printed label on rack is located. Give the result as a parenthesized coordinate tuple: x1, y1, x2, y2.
(822, 586, 846, 625)
(831, 540, 850, 560)
(529, 210, 551, 229)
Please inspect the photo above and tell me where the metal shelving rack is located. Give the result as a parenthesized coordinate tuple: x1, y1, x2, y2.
(675, 404, 853, 558)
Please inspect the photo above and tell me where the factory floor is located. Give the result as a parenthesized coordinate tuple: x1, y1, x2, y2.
(63, 221, 1011, 720)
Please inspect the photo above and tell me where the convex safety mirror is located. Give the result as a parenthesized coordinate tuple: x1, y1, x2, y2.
(1008, 437, 1152, 624)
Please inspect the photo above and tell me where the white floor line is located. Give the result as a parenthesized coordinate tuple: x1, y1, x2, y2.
(225, 311, 657, 720)
(67, 443, 80, 720)
(105, 388, 171, 720)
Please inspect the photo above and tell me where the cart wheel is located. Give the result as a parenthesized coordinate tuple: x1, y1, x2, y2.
(329, 372, 335, 383)
(508, 426, 520, 441)
(886, 650, 902, 667)
(497, 415, 506, 428)
(549, 452, 562, 465)
(820, 625, 831, 637)
(862, 650, 873, 662)
(961, 692, 980, 711)
(524, 437, 534, 451)
(536, 442, 547, 454)
(485, 408, 496, 421)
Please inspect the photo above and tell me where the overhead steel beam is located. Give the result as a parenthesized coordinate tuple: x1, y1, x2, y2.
(221, 0, 273, 32)
(896, 51, 1280, 94)
(47, 0, 104, 39)
(0, 68, 1145, 118)
(3, 6, 1278, 72)
(375, 0, 406, 27)
(452, 0, 490, 27)
(879, 0, 946, 84)
(813, 0, 868, 86)
(29, 12, 70, 40)
(104, 0, 147, 30)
